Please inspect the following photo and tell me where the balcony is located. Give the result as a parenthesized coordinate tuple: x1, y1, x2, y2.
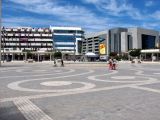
(45, 29, 49, 32)
(38, 29, 44, 32)
(8, 34, 14, 36)
(21, 43, 27, 46)
(13, 29, 18, 31)
(42, 34, 48, 37)
(34, 34, 41, 37)
(5, 28, 12, 32)
(21, 29, 25, 32)
(15, 34, 19, 36)
(31, 29, 36, 32)
(21, 34, 25, 36)
(48, 34, 52, 37)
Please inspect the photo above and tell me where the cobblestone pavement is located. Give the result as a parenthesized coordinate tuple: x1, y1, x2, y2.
(0, 62, 160, 120)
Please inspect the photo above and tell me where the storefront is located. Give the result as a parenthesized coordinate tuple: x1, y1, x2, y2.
(141, 49, 160, 61)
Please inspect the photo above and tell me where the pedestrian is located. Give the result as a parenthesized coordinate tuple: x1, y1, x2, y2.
(61, 59, 64, 67)
(54, 59, 57, 67)
(108, 58, 113, 70)
(112, 59, 117, 70)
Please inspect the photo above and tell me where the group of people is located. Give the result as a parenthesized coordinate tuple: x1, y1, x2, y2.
(54, 59, 64, 67)
(108, 58, 117, 70)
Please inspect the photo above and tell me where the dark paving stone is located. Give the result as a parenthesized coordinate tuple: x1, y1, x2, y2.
(0, 101, 26, 120)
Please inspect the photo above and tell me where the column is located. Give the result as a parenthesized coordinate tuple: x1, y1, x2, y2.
(25, 53, 27, 61)
(12, 53, 14, 61)
(50, 53, 52, 61)
(38, 53, 39, 62)
(151, 53, 153, 62)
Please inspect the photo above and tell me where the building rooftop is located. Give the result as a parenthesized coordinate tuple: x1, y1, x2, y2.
(85, 30, 108, 38)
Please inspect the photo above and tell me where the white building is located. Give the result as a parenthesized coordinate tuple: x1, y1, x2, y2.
(50, 26, 84, 56)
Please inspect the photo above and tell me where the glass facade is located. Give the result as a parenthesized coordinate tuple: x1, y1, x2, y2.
(54, 35, 75, 42)
(127, 35, 132, 50)
(55, 45, 75, 47)
(142, 34, 155, 49)
(78, 41, 82, 53)
(52, 28, 84, 55)
(54, 30, 84, 34)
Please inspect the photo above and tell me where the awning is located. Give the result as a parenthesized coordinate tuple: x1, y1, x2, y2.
(141, 49, 160, 53)
(85, 52, 99, 57)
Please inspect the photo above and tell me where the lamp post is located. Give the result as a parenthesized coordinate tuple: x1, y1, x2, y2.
(2, 27, 5, 63)
(73, 33, 76, 62)
(0, 0, 2, 66)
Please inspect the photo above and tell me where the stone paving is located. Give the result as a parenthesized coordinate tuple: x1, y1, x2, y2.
(0, 62, 160, 120)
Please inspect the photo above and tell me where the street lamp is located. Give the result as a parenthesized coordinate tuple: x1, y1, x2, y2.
(0, 0, 2, 67)
(2, 27, 5, 63)
(73, 33, 76, 62)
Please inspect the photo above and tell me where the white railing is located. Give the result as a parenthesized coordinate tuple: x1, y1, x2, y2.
(34, 34, 41, 37)
(42, 34, 49, 37)
(8, 34, 13, 36)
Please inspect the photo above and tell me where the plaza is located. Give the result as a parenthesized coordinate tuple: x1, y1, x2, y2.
(0, 62, 160, 120)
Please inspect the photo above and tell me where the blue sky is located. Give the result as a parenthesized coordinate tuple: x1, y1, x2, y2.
(2, 0, 160, 32)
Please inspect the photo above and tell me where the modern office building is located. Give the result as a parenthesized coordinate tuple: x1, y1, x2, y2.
(1, 27, 53, 61)
(107, 28, 128, 54)
(83, 31, 107, 54)
(50, 26, 84, 60)
(1, 26, 159, 61)
(121, 27, 159, 52)
(83, 27, 160, 59)
(82, 31, 107, 61)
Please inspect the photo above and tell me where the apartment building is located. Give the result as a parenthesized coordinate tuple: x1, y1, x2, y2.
(1, 27, 53, 61)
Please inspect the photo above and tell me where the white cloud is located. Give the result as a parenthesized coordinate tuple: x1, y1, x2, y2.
(142, 22, 160, 30)
(6, 0, 112, 32)
(145, 1, 154, 7)
(82, 0, 143, 20)
(5, 0, 159, 32)
(151, 11, 160, 20)
(8, 0, 50, 5)
(2, 17, 58, 27)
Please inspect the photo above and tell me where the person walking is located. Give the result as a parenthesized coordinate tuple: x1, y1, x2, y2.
(112, 59, 117, 70)
(54, 59, 57, 67)
(108, 58, 113, 70)
(61, 59, 64, 67)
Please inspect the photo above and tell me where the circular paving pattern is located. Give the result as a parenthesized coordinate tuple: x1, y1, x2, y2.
(40, 81, 72, 86)
(111, 76, 136, 80)
(8, 80, 96, 93)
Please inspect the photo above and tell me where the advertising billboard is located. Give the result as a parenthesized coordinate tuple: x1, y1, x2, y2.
(99, 44, 106, 55)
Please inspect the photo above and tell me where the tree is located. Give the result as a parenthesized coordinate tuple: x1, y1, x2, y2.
(109, 52, 117, 57)
(54, 52, 62, 59)
(129, 49, 141, 57)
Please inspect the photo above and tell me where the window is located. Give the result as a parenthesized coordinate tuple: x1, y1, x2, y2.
(127, 35, 133, 50)
(142, 34, 155, 49)
(78, 41, 82, 53)
(53, 35, 75, 42)
(55, 45, 75, 47)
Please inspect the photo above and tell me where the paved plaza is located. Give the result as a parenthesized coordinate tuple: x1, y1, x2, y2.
(0, 62, 160, 120)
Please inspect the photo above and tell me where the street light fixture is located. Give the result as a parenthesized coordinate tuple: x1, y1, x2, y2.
(0, 0, 2, 67)
(73, 32, 76, 62)
(2, 27, 5, 63)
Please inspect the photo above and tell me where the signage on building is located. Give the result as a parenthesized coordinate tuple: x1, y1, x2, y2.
(99, 44, 106, 55)
(100, 55, 108, 60)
